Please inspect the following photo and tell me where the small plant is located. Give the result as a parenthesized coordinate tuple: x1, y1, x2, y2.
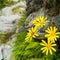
(25, 16, 60, 55)
(12, 16, 60, 60)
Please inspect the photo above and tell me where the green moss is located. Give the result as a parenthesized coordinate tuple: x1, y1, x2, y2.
(0, 33, 13, 44)
(17, 15, 27, 26)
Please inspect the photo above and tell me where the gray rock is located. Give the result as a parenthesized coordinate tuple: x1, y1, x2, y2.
(16, 26, 26, 33)
(25, 12, 38, 29)
(0, 15, 20, 33)
(25, 8, 46, 28)
(52, 14, 60, 31)
(18, 7, 60, 39)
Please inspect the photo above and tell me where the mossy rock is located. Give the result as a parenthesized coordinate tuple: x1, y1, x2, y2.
(0, 33, 13, 45)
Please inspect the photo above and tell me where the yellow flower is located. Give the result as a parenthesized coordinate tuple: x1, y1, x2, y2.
(40, 40, 56, 55)
(25, 27, 39, 42)
(45, 26, 60, 42)
(32, 16, 49, 28)
(7, 0, 11, 2)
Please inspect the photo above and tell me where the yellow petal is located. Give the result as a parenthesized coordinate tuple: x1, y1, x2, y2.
(45, 30, 50, 33)
(47, 27, 51, 32)
(49, 48, 52, 55)
(46, 49, 48, 55)
(40, 43, 45, 46)
(56, 32, 60, 34)
(42, 48, 47, 53)
(56, 36, 59, 38)
(50, 26, 52, 31)
(42, 40, 47, 44)
(51, 44, 57, 46)
(35, 34, 39, 36)
(41, 47, 46, 50)
(54, 27, 57, 32)
(48, 37, 51, 41)
(45, 34, 50, 37)
(51, 47, 56, 52)
(33, 36, 36, 38)
(48, 39, 50, 44)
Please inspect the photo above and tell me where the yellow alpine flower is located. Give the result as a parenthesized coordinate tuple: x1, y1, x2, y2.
(40, 40, 56, 55)
(32, 16, 49, 28)
(25, 27, 39, 42)
(45, 26, 60, 42)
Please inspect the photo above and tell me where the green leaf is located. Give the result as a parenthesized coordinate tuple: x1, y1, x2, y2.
(16, 30, 27, 42)
(17, 15, 27, 26)
(24, 50, 34, 56)
(25, 42, 39, 50)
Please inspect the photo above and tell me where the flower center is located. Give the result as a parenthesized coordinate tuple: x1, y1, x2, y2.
(31, 32, 34, 36)
(40, 21, 44, 25)
(46, 44, 51, 48)
(50, 32, 55, 36)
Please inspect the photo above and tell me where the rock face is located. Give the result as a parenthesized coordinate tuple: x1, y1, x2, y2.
(0, 1, 26, 60)
(24, 0, 60, 33)
(26, 0, 60, 16)
(0, 39, 13, 60)
(2, 1, 26, 16)
(24, 7, 60, 37)
(52, 14, 60, 31)
(0, 15, 20, 33)
(0, 0, 26, 33)
(25, 8, 47, 28)
(23, 0, 60, 38)
(26, 0, 43, 16)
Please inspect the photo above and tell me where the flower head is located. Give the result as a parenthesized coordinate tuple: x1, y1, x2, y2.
(32, 16, 49, 28)
(40, 40, 56, 55)
(45, 26, 60, 42)
(25, 27, 39, 42)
